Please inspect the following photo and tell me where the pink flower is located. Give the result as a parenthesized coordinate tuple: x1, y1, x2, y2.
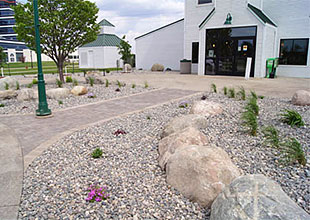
(95, 197, 102, 202)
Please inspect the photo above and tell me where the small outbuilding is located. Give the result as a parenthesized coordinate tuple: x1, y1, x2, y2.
(79, 19, 122, 69)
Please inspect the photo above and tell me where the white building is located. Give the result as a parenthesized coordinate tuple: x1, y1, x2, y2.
(79, 19, 122, 69)
(135, 0, 310, 78)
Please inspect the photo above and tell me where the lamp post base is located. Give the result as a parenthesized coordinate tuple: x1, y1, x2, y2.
(36, 107, 52, 117)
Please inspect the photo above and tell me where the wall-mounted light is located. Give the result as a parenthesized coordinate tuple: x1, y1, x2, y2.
(224, 13, 232, 25)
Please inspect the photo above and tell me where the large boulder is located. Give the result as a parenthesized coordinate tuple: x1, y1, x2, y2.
(291, 90, 310, 106)
(71, 86, 88, 96)
(151, 63, 164, 72)
(161, 114, 208, 139)
(0, 90, 17, 100)
(166, 145, 240, 207)
(210, 174, 310, 220)
(17, 89, 38, 101)
(46, 88, 70, 99)
(0, 77, 18, 91)
(158, 127, 209, 170)
(190, 101, 223, 116)
(124, 64, 132, 73)
(85, 72, 105, 84)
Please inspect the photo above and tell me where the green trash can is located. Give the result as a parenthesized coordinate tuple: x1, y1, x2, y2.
(266, 58, 279, 78)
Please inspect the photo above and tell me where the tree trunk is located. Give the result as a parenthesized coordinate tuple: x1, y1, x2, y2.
(57, 61, 65, 82)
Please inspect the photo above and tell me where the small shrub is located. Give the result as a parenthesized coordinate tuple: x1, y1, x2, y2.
(89, 77, 94, 87)
(4, 82, 9, 90)
(144, 81, 149, 88)
(263, 126, 280, 148)
(201, 95, 207, 100)
(211, 83, 217, 93)
(32, 79, 38, 84)
(116, 80, 122, 88)
(105, 79, 109, 87)
(250, 90, 258, 99)
(132, 83, 136, 89)
(58, 100, 63, 105)
(27, 83, 33, 88)
(245, 97, 259, 116)
(241, 110, 258, 136)
(114, 129, 127, 136)
(228, 88, 235, 98)
(87, 92, 96, 98)
(258, 95, 265, 99)
(237, 86, 246, 100)
(223, 87, 228, 96)
(281, 109, 304, 127)
(73, 79, 78, 86)
(66, 76, 73, 83)
(91, 148, 103, 159)
(16, 81, 20, 90)
(0, 104, 4, 107)
(85, 185, 108, 202)
(56, 79, 63, 88)
(280, 138, 307, 166)
(179, 101, 189, 108)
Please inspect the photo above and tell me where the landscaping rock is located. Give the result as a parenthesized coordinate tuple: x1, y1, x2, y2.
(0, 90, 17, 100)
(71, 86, 88, 96)
(46, 88, 70, 99)
(158, 127, 209, 170)
(190, 101, 223, 116)
(151, 63, 164, 72)
(161, 114, 208, 138)
(124, 64, 132, 73)
(85, 72, 105, 84)
(210, 174, 310, 220)
(17, 89, 37, 101)
(0, 77, 17, 90)
(166, 145, 240, 207)
(291, 90, 310, 106)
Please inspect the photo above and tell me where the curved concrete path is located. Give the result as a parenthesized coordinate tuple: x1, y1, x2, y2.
(0, 88, 199, 219)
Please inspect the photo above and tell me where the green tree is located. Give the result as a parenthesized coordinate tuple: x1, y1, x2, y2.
(117, 35, 132, 65)
(13, 0, 99, 82)
(0, 46, 6, 67)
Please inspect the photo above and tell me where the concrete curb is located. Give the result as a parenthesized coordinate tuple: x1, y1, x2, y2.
(0, 123, 23, 220)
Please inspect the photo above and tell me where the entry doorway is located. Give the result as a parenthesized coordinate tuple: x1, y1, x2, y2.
(205, 26, 257, 77)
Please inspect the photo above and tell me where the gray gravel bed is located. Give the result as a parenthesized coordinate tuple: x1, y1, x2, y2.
(19, 92, 310, 219)
(0, 82, 152, 115)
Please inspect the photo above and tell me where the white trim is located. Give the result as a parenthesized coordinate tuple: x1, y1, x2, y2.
(0, 16, 14, 20)
(0, 34, 17, 36)
(0, 40, 25, 45)
(199, 9, 216, 30)
(0, 8, 13, 11)
(247, 7, 277, 27)
(0, 25, 15, 28)
(196, 0, 214, 8)
(203, 23, 259, 30)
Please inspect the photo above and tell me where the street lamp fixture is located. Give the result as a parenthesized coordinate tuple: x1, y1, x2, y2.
(33, 0, 51, 116)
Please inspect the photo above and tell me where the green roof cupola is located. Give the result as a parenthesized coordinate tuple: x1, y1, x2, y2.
(98, 19, 116, 34)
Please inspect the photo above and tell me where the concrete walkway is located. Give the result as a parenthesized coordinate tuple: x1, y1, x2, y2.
(0, 88, 198, 219)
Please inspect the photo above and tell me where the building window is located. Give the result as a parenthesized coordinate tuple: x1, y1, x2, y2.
(192, 42, 199, 63)
(279, 39, 309, 65)
(198, 0, 212, 4)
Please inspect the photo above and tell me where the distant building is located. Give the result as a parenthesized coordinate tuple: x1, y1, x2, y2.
(136, 0, 310, 78)
(79, 19, 122, 69)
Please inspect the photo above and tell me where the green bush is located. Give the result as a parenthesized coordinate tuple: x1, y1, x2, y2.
(250, 90, 258, 99)
(132, 83, 136, 89)
(263, 126, 280, 148)
(237, 86, 246, 100)
(89, 77, 94, 87)
(92, 148, 103, 159)
(116, 80, 122, 88)
(280, 138, 307, 166)
(241, 110, 258, 136)
(32, 79, 38, 84)
(0, 104, 4, 107)
(223, 87, 228, 96)
(73, 79, 78, 86)
(16, 81, 20, 90)
(105, 79, 109, 88)
(228, 88, 235, 98)
(211, 83, 217, 93)
(245, 97, 259, 116)
(66, 76, 73, 83)
(58, 100, 63, 105)
(144, 81, 149, 88)
(27, 83, 33, 88)
(4, 82, 9, 90)
(56, 79, 63, 88)
(281, 109, 304, 127)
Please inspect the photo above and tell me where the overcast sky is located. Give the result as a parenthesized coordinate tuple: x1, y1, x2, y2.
(90, 0, 184, 53)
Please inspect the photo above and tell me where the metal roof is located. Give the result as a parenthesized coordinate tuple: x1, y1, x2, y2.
(81, 34, 121, 47)
(248, 3, 277, 27)
(98, 19, 115, 27)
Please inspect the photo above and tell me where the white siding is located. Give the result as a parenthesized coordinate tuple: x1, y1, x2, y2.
(103, 47, 121, 68)
(135, 20, 184, 71)
(100, 26, 115, 35)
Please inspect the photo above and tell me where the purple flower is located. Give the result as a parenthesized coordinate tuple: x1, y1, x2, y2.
(95, 197, 102, 202)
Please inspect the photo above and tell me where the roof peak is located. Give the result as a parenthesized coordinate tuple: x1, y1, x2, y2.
(98, 19, 115, 27)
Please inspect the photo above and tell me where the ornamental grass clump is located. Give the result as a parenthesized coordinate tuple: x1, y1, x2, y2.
(73, 79, 78, 86)
(85, 185, 108, 202)
(211, 83, 217, 93)
(245, 97, 259, 116)
(144, 81, 149, 88)
(241, 110, 258, 136)
(116, 80, 122, 88)
(16, 81, 20, 90)
(237, 86, 246, 100)
(27, 83, 33, 88)
(56, 78, 63, 88)
(262, 126, 280, 148)
(89, 77, 94, 87)
(32, 79, 38, 84)
(280, 138, 307, 166)
(0, 104, 4, 107)
(4, 82, 9, 90)
(250, 90, 258, 99)
(281, 109, 304, 127)
(105, 79, 109, 88)
(92, 148, 103, 159)
(58, 100, 63, 105)
(223, 87, 228, 96)
(66, 76, 73, 83)
(228, 88, 235, 98)
(132, 83, 136, 89)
